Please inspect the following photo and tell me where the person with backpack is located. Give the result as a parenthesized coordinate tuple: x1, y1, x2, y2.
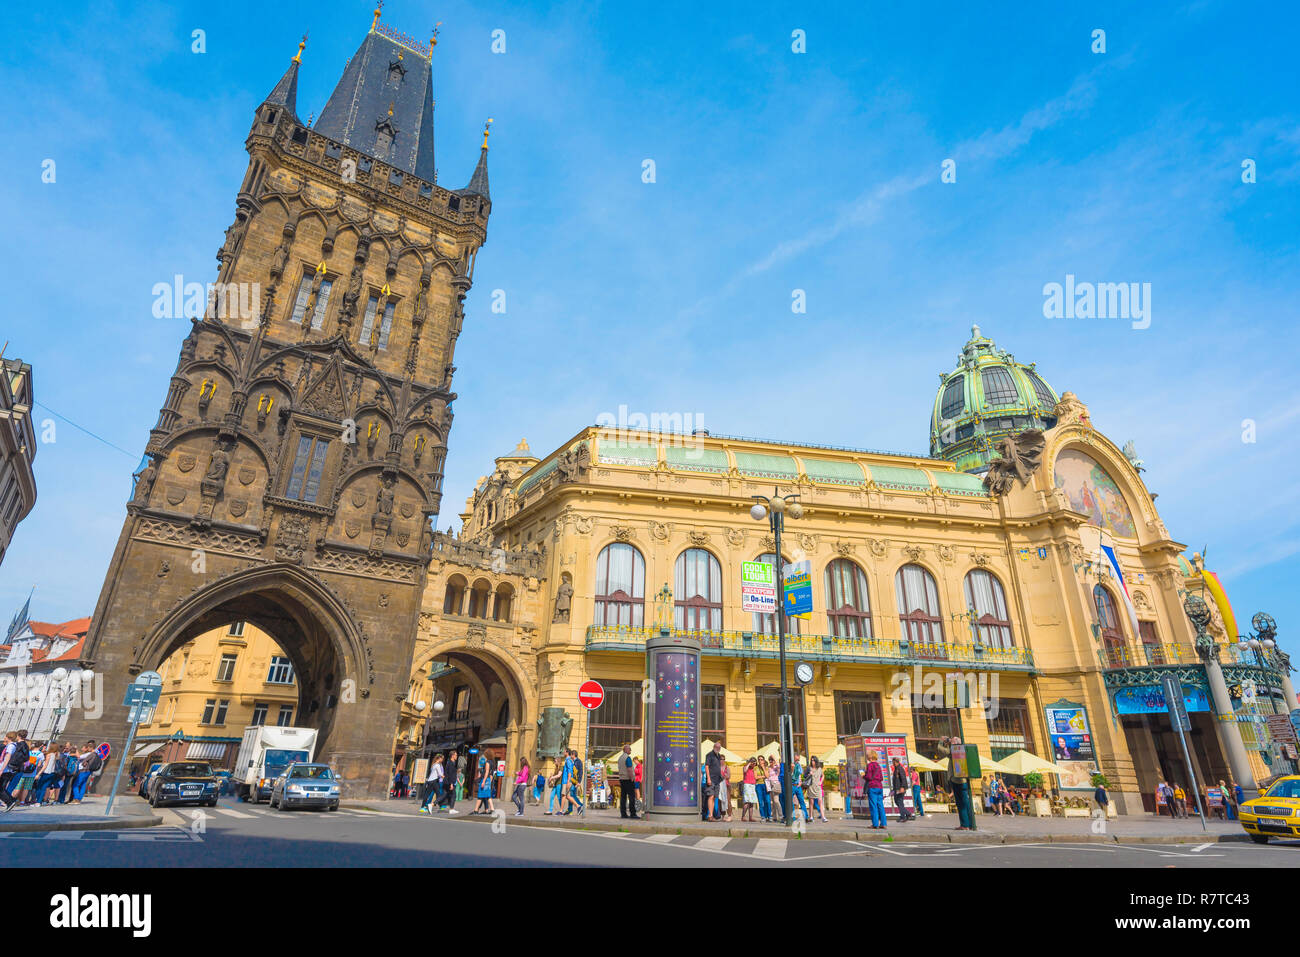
(0, 729, 31, 811)
(617, 744, 638, 819)
(31, 741, 63, 805)
(71, 741, 102, 804)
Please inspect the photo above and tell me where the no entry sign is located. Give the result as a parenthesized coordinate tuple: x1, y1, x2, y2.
(578, 680, 605, 710)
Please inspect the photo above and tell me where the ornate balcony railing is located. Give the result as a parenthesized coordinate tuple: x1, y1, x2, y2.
(585, 625, 1034, 670)
(1098, 642, 1201, 669)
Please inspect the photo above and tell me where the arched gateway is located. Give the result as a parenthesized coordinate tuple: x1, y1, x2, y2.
(62, 24, 494, 798)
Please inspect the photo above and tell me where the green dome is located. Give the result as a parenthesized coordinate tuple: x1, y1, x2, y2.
(929, 326, 1060, 474)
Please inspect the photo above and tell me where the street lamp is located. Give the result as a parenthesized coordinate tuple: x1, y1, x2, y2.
(750, 487, 803, 826)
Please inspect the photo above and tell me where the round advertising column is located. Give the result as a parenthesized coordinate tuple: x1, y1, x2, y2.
(644, 630, 701, 820)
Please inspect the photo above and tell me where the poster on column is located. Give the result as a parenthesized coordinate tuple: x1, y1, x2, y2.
(843, 732, 912, 818)
(650, 650, 699, 809)
(1043, 700, 1098, 789)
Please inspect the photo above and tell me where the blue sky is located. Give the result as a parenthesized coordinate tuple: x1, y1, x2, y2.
(1, 1, 1297, 654)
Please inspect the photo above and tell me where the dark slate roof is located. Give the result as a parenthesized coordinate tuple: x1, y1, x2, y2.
(458, 147, 490, 200)
(263, 58, 302, 122)
(314, 31, 434, 181)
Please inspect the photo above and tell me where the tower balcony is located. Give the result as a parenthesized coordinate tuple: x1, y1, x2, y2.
(585, 625, 1035, 672)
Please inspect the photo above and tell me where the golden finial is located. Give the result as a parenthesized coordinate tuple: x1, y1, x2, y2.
(431, 21, 442, 47)
(371, 2, 383, 31)
(293, 32, 307, 64)
(482, 118, 493, 150)
(387, 102, 395, 117)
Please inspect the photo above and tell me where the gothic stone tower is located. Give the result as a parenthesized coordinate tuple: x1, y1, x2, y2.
(70, 20, 491, 797)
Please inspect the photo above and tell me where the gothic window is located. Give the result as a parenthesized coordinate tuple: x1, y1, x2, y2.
(674, 548, 722, 631)
(376, 300, 395, 350)
(359, 295, 379, 344)
(752, 552, 802, 635)
(940, 376, 965, 420)
(285, 435, 329, 503)
(594, 542, 645, 627)
(825, 558, 872, 638)
(289, 275, 312, 324)
(980, 366, 1020, 407)
(963, 569, 1014, 648)
(896, 564, 944, 646)
(309, 278, 333, 330)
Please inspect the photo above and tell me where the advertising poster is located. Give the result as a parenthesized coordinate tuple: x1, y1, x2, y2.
(843, 732, 911, 818)
(1044, 701, 1097, 789)
(650, 650, 699, 809)
(741, 560, 776, 613)
(783, 559, 812, 619)
(1114, 685, 1210, 716)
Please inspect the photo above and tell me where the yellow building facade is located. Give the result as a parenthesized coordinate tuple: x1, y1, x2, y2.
(404, 329, 1296, 814)
(132, 621, 299, 770)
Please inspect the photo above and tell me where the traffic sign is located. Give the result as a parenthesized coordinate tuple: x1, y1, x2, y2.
(1162, 675, 1191, 731)
(741, 560, 776, 613)
(578, 680, 605, 710)
(123, 684, 162, 709)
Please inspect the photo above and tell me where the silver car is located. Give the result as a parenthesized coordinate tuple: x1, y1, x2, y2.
(269, 763, 341, 811)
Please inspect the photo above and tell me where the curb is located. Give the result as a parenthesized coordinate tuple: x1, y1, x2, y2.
(0, 807, 163, 834)
(408, 810, 1250, 846)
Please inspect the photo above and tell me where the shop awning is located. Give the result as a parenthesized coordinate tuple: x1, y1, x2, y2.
(937, 754, 1014, 775)
(133, 742, 165, 758)
(820, 744, 847, 766)
(996, 749, 1073, 777)
(185, 742, 229, 760)
(602, 738, 644, 767)
(908, 751, 945, 772)
(700, 739, 745, 766)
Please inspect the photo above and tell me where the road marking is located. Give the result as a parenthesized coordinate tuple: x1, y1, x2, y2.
(694, 836, 730, 851)
(1191, 843, 1214, 852)
(753, 839, 788, 860)
(211, 807, 256, 819)
(645, 833, 678, 844)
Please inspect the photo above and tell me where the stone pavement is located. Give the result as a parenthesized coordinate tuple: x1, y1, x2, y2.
(372, 792, 1246, 844)
(0, 793, 161, 833)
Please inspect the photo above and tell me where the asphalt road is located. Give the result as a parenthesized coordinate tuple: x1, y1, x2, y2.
(3, 796, 1300, 867)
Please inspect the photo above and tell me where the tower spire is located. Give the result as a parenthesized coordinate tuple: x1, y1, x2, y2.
(293, 31, 307, 64)
(371, 2, 383, 32)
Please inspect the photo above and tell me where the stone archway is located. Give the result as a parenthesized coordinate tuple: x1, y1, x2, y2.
(67, 563, 410, 798)
(411, 639, 537, 785)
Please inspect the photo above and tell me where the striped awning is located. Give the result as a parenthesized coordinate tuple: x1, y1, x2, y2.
(133, 742, 165, 758)
(185, 742, 229, 760)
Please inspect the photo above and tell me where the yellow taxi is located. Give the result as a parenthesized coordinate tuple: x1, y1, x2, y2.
(1239, 775, 1300, 844)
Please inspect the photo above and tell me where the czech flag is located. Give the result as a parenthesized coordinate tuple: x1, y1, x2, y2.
(1100, 544, 1141, 636)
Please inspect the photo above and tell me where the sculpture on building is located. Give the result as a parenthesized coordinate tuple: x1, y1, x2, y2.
(536, 706, 574, 758)
(983, 429, 1045, 495)
(552, 577, 573, 623)
(555, 443, 591, 483)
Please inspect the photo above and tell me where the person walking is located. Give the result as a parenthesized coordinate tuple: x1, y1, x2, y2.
(864, 751, 886, 829)
(910, 766, 925, 817)
(473, 752, 494, 814)
(1094, 777, 1109, 814)
(1220, 779, 1237, 820)
(633, 757, 644, 814)
(766, 756, 782, 823)
(890, 757, 913, 822)
(1, 731, 31, 812)
(512, 758, 530, 816)
(617, 744, 638, 819)
(438, 749, 461, 814)
(566, 749, 586, 816)
(419, 754, 445, 812)
(1172, 783, 1187, 819)
(741, 757, 759, 822)
(789, 755, 811, 822)
(31, 742, 62, 806)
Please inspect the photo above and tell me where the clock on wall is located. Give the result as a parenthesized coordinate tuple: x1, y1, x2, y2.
(794, 662, 815, 686)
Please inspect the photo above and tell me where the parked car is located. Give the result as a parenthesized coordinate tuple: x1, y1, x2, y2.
(269, 763, 341, 812)
(147, 762, 220, 808)
(1239, 775, 1300, 844)
(213, 769, 234, 795)
(137, 763, 164, 798)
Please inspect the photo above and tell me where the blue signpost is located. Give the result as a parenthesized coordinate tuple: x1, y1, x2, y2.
(104, 671, 162, 817)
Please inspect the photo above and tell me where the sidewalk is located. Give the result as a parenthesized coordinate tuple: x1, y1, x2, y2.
(0, 794, 162, 834)
(377, 794, 1247, 844)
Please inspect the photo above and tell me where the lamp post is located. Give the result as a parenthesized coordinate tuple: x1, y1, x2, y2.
(750, 487, 803, 826)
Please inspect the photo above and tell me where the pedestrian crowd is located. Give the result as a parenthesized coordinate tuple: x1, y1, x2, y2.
(0, 731, 105, 811)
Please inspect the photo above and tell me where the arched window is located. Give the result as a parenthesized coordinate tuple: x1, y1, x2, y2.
(964, 569, 1013, 648)
(467, 579, 492, 619)
(1093, 584, 1127, 666)
(492, 583, 515, 623)
(594, 542, 645, 627)
(825, 559, 872, 638)
(675, 548, 722, 631)
(896, 564, 944, 648)
(443, 574, 467, 616)
(751, 553, 802, 635)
